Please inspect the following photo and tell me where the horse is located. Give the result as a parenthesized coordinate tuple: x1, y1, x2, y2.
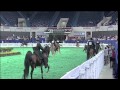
(89, 48, 95, 58)
(23, 45, 50, 79)
(21, 42, 28, 47)
(50, 42, 60, 56)
(84, 44, 96, 59)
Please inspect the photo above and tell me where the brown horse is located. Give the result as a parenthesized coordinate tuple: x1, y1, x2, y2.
(89, 48, 95, 58)
(50, 42, 60, 56)
(23, 45, 50, 79)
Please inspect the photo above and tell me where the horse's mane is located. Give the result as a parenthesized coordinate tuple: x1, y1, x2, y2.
(42, 46, 49, 53)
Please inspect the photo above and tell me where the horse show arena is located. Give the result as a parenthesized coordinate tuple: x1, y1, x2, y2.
(0, 47, 86, 79)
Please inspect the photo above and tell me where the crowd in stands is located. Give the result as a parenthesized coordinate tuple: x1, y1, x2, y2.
(0, 11, 117, 27)
(77, 12, 102, 27)
(1, 12, 22, 26)
(30, 12, 54, 27)
(0, 34, 117, 43)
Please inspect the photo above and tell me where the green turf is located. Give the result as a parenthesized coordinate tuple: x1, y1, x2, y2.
(0, 47, 86, 79)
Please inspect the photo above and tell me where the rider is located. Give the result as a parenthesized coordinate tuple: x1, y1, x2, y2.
(51, 40, 54, 45)
(87, 38, 96, 60)
(33, 40, 44, 64)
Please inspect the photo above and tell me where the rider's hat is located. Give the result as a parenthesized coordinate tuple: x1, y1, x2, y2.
(52, 41, 54, 43)
(57, 40, 59, 43)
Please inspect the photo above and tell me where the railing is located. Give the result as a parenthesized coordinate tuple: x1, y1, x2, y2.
(60, 50, 104, 79)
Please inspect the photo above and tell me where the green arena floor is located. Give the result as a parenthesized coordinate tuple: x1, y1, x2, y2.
(0, 47, 86, 79)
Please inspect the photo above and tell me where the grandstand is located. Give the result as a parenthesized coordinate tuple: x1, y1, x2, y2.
(0, 11, 118, 27)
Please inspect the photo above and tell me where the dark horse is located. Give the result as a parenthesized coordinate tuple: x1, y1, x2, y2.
(21, 42, 28, 46)
(23, 45, 50, 79)
(83, 44, 96, 59)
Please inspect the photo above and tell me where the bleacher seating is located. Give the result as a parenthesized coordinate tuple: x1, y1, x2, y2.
(1, 19, 6, 25)
(30, 12, 55, 27)
(0, 11, 117, 27)
(53, 11, 76, 27)
(77, 12, 102, 27)
(1, 12, 22, 26)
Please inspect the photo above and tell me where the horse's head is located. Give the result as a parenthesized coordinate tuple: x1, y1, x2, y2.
(43, 45, 50, 54)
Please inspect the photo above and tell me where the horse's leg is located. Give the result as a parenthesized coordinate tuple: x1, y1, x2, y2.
(51, 48, 54, 56)
(52, 49, 55, 57)
(87, 51, 89, 60)
(23, 69, 25, 79)
(24, 69, 26, 79)
(31, 66, 34, 79)
(41, 66, 43, 79)
(23, 69, 28, 79)
(58, 47, 61, 54)
(47, 65, 50, 73)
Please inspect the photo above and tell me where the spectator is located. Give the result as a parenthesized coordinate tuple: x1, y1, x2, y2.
(109, 46, 113, 68)
(111, 47, 116, 67)
(104, 47, 108, 65)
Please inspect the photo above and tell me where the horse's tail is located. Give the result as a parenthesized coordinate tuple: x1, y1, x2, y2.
(24, 51, 32, 78)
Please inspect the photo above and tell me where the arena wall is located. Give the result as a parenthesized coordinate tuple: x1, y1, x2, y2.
(0, 43, 107, 49)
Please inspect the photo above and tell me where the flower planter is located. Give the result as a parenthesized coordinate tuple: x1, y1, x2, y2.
(0, 48, 13, 52)
(0, 52, 21, 57)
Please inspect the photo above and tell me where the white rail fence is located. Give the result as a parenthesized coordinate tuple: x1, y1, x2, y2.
(60, 50, 104, 79)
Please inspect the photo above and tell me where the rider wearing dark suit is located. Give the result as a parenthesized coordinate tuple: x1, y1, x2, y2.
(87, 38, 96, 60)
(33, 41, 44, 61)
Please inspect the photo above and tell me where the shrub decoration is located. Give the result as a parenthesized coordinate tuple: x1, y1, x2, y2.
(0, 48, 21, 57)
